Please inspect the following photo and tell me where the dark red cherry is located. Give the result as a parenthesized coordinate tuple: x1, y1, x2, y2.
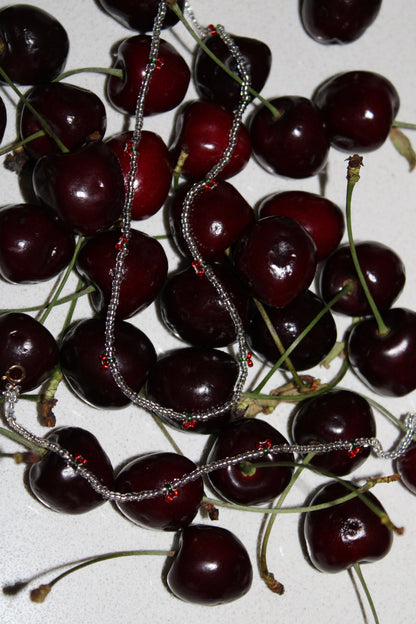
(107, 35, 190, 116)
(106, 130, 172, 220)
(115, 452, 203, 531)
(28, 426, 114, 514)
(348, 308, 416, 396)
(193, 32, 272, 110)
(247, 289, 337, 371)
(169, 100, 252, 180)
(0, 95, 6, 144)
(97, 0, 184, 31)
(395, 442, 416, 495)
(206, 418, 294, 505)
(32, 140, 125, 236)
(0, 4, 69, 85)
(159, 262, 251, 348)
(168, 180, 255, 261)
(76, 228, 168, 319)
(233, 215, 317, 307)
(0, 203, 75, 284)
(313, 70, 399, 152)
(0, 312, 58, 393)
(145, 347, 239, 434)
(292, 389, 376, 475)
(319, 241, 406, 317)
(167, 524, 253, 605)
(19, 82, 107, 159)
(258, 190, 344, 261)
(300, 0, 382, 44)
(304, 480, 393, 573)
(249, 96, 329, 178)
(60, 317, 156, 409)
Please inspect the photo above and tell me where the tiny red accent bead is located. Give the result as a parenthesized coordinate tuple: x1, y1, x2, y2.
(192, 260, 205, 277)
(99, 354, 114, 370)
(347, 441, 362, 458)
(124, 139, 135, 154)
(204, 179, 217, 190)
(165, 489, 179, 502)
(257, 439, 272, 453)
(115, 235, 128, 250)
(182, 416, 197, 429)
(155, 57, 163, 70)
(207, 24, 217, 35)
(74, 454, 87, 466)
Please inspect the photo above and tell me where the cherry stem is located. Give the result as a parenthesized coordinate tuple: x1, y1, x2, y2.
(0, 426, 46, 454)
(346, 155, 390, 337)
(352, 562, 380, 624)
(0, 130, 45, 157)
(392, 120, 416, 130)
(0, 284, 95, 314)
(252, 282, 354, 394)
(0, 65, 68, 153)
(259, 452, 315, 594)
(29, 550, 175, 603)
(54, 66, 124, 82)
(169, 1, 282, 119)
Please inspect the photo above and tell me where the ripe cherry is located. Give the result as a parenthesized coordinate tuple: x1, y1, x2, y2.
(258, 190, 344, 261)
(0, 4, 69, 85)
(395, 442, 416, 496)
(107, 35, 190, 116)
(32, 140, 125, 236)
(0, 312, 59, 393)
(319, 241, 406, 317)
(167, 524, 253, 605)
(292, 389, 376, 475)
(106, 130, 172, 220)
(300, 0, 382, 45)
(0, 95, 6, 144)
(347, 308, 416, 396)
(247, 289, 337, 371)
(193, 32, 272, 110)
(169, 100, 252, 180)
(76, 228, 168, 319)
(97, 0, 185, 32)
(0, 203, 75, 284)
(28, 426, 114, 514)
(304, 480, 393, 573)
(206, 418, 294, 505)
(313, 70, 400, 152)
(232, 215, 317, 307)
(60, 317, 156, 409)
(249, 96, 330, 178)
(20, 82, 107, 159)
(145, 347, 239, 434)
(115, 452, 203, 531)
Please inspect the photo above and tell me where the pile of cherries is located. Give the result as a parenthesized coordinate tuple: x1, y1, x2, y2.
(1, 0, 416, 616)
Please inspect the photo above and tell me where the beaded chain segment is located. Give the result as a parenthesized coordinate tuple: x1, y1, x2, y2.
(1, 0, 416, 505)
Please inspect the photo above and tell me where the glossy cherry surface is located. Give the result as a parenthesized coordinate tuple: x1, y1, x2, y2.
(0, 203, 75, 284)
(0, 95, 5, 144)
(313, 70, 399, 152)
(300, 0, 382, 44)
(258, 190, 344, 261)
(115, 452, 203, 530)
(107, 34, 190, 116)
(97, 0, 184, 31)
(167, 524, 253, 605)
(168, 180, 254, 261)
(20, 82, 107, 159)
(247, 289, 337, 371)
(145, 347, 239, 433)
(292, 389, 376, 475)
(194, 32, 272, 110)
(76, 228, 168, 319)
(395, 443, 416, 496)
(0, 312, 59, 393)
(206, 418, 294, 505)
(348, 308, 416, 396)
(304, 480, 393, 573)
(0, 4, 69, 85)
(159, 262, 251, 347)
(60, 317, 156, 408)
(32, 140, 125, 236)
(319, 241, 406, 316)
(232, 215, 317, 307)
(249, 96, 329, 178)
(106, 130, 172, 220)
(169, 100, 252, 180)
(28, 426, 114, 514)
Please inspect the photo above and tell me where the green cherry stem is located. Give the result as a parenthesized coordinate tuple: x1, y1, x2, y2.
(392, 120, 416, 130)
(346, 155, 390, 336)
(0, 285, 95, 314)
(168, 1, 282, 120)
(0, 130, 45, 157)
(0, 426, 46, 454)
(54, 66, 123, 82)
(352, 562, 380, 624)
